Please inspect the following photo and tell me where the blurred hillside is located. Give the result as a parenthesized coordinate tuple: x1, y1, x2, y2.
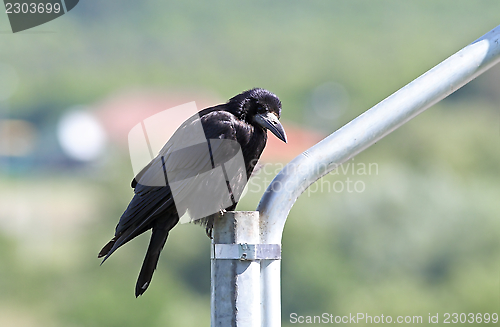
(0, 1, 499, 326)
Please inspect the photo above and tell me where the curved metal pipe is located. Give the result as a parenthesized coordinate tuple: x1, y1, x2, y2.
(258, 24, 500, 244)
(257, 25, 500, 327)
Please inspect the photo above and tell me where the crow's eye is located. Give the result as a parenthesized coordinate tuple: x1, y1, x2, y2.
(257, 105, 266, 113)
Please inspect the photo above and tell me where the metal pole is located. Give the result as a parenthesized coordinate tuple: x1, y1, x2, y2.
(211, 211, 261, 327)
(211, 211, 282, 327)
(257, 25, 500, 327)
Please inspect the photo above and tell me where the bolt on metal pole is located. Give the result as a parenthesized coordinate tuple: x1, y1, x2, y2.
(257, 25, 500, 327)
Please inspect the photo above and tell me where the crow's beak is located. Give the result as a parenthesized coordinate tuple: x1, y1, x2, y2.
(253, 112, 287, 143)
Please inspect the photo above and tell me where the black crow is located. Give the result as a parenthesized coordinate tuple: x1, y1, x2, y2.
(98, 88, 287, 297)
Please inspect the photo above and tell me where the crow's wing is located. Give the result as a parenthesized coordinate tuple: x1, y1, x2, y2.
(100, 111, 247, 260)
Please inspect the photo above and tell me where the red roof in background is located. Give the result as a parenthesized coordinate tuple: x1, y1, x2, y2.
(95, 88, 325, 163)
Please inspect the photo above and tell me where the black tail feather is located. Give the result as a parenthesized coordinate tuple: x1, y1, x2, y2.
(135, 226, 170, 297)
(98, 238, 116, 259)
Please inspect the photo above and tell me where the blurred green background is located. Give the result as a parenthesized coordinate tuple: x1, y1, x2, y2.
(1, 1, 499, 326)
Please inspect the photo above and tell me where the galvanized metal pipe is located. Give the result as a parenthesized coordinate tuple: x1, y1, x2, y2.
(211, 211, 261, 327)
(257, 25, 500, 327)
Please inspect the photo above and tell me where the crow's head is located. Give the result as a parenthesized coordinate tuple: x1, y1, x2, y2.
(227, 88, 287, 143)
